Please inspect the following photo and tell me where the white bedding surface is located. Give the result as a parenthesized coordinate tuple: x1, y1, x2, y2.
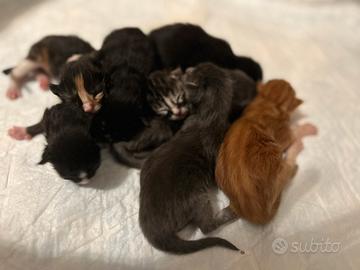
(1, 0, 360, 269)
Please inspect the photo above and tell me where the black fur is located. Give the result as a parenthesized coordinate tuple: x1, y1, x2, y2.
(149, 23, 263, 82)
(27, 103, 100, 183)
(139, 63, 241, 254)
(2, 67, 13, 75)
(49, 53, 104, 105)
(26, 35, 94, 78)
(89, 28, 158, 142)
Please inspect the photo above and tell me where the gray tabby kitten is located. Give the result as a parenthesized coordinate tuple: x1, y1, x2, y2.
(139, 63, 251, 255)
(147, 66, 257, 122)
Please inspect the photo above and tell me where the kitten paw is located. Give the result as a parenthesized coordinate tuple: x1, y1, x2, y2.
(6, 86, 22, 100)
(286, 139, 304, 163)
(36, 73, 50, 91)
(8, 126, 32, 140)
(82, 103, 93, 113)
(294, 123, 318, 139)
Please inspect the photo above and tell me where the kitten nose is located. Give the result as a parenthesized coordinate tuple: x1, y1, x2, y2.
(83, 102, 93, 112)
(173, 108, 181, 116)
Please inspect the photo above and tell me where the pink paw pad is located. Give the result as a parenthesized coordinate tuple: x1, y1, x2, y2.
(299, 123, 318, 137)
(8, 126, 32, 140)
(36, 73, 50, 91)
(6, 86, 22, 100)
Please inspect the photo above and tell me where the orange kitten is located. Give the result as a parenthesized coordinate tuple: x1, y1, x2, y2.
(216, 79, 317, 225)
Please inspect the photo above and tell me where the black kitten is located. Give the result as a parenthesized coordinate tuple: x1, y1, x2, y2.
(149, 23, 263, 82)
(139, 63, 243, 255)
(20, 103, 101, 184)
(147, 67, 257, 122)
(3, 35, 94, 100)
(90, 28, 158, 142)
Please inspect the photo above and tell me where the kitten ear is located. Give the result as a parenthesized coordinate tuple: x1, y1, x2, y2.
(49, 83, 61, 97)
(170, 67, 182, 79)
(185, 82, 199, 89)
(88, 51, 102, 69)
(38, 146, 51, 165)
(292, 98, 303, 110)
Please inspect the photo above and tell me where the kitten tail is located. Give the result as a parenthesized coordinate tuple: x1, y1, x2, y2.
(148, 233, 241, 254)
(109, 143, 144, 169)
(2, 67, 14, 75)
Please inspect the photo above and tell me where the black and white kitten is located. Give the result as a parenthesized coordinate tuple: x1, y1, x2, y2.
(8, 103, 100, 184)
(139, 63, 244, 254)
(149, 23, 263, 82)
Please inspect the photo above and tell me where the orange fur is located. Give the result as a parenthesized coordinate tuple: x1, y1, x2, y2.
(75, 74, 104, 112)
(216, 79, 302, 225)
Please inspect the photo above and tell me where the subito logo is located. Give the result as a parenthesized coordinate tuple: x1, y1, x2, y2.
(272, 237, 288, 255)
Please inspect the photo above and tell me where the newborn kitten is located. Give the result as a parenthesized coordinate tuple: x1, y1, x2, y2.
(49, 53, 105, 113)
(215, 80, 318, 225)
(147, 67, 257, 122)
(51, 28, 157, 143)
(8, 103, 100, 184)
(139, 63, 244, 254)
(149, 23, 263, 82)
(91, 27, 157, 141)
(3, 35, 94, 100)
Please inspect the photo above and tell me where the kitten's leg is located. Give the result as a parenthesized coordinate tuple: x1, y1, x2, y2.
(292, 123, 318, 140)
(267, 139, 304, 217)
(193, 196, 238, 235)
(8, 112, 45, 140)
(263, 124, 317, 222)
(6, 59, 40, 100)
(124, 118, 173, 152)
(278, 123, 318, 153)
(8, 122, 44, 141)
(35, 72, 50, 91)
(109, 143, 148, 169)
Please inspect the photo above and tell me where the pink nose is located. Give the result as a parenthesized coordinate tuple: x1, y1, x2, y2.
(83, 103, 93, 112)
(173, 108, 181, 116)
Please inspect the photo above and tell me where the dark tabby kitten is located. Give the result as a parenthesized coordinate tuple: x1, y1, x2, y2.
(3, 35, 94, 100)
(147, 67, 257, 122)
(139, 63, 244, 255)
(149, 23, 263, 82)
(115, 66, 256, 168)
(9, 103, 100, 184)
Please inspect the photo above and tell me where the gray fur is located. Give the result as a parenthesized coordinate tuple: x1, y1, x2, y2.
(139, 63, 244, 255)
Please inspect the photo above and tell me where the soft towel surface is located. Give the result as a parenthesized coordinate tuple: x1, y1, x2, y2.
(0, 0, 360, 269)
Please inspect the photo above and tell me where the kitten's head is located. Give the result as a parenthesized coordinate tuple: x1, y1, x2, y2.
(50, 53, 105, 113)
(258, 79, 303, 112)
(147, 68, 190, 120)
(39, 134, 101, 184)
